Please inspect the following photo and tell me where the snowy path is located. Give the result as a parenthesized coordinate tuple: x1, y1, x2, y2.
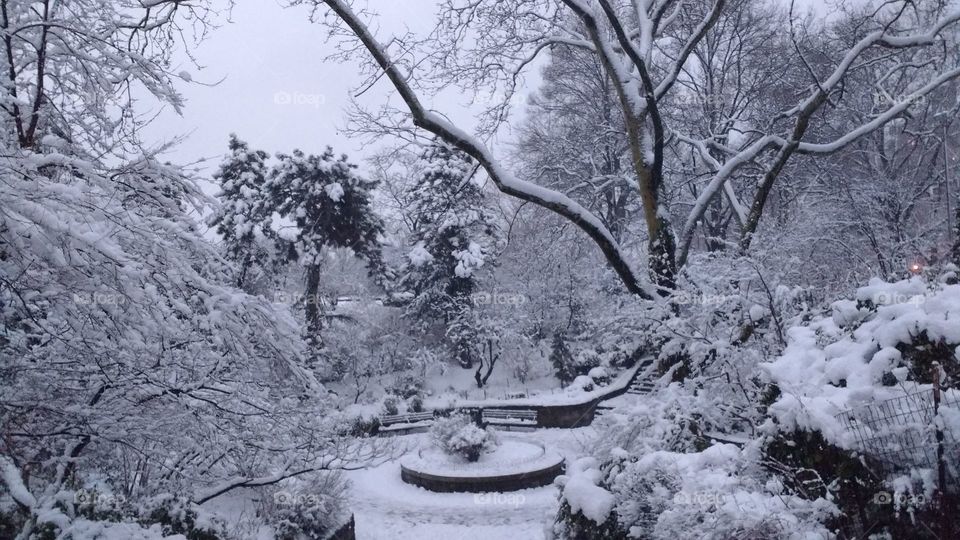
(345, 429, 596, 539)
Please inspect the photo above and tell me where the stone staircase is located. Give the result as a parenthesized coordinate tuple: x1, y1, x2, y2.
(594, 358, 657, 419)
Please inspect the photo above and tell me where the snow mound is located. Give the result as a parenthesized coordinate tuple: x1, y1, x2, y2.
(557, 457, 615, 524)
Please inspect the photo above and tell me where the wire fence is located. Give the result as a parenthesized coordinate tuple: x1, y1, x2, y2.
(835, 386, 960, 493)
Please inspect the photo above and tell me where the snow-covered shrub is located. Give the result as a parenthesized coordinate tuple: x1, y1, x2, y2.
(140, 494, 227, 540)
(569, 375, 594, 392)
(266, 473, 349, 540)
(382, 396, 400, 416)
(387, 375, 423, 399)
(552, 447, 836, 540)
(588, 366, 609, 386)
(761, 276, 960, 537)
(347, 414, 381, 437)
(573, 349, 601, 376)
(430, 414, 498, 462)
(550, 457, 626, 540)
(408, 395, 425, 413)
(73, 486, 130, 523)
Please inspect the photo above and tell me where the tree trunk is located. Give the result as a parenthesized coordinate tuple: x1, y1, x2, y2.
(304, 264, 324, 352)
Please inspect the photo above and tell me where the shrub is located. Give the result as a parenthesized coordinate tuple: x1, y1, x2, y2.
(387, 375, 422, 399)
(588, 366, 609, 385)
(430, 414, 497, 462)
(348, 415, 380, 437)
(74, 487, 129, 523)
(267, 473, 350, 540)
(382, 396, 399, 416)
(569, 375, 594, 392)
(140, 494, 227, 540)
(408, 395, 424, 413)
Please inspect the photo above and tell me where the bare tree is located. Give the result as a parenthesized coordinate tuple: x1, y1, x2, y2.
(310, 0, 960, 298)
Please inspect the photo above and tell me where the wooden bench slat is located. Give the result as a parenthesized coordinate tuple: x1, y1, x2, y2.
(380, 412, 434, 425)
(482, 409, 537, 422)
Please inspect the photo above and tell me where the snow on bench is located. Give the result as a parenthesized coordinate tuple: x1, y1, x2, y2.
(380, 411, 435, 426)
(482, 408, 538, 425)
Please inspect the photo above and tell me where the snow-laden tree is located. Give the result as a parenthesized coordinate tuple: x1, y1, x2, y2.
(514, 44, 637, 244)
(263, 148, 385, 358)
(312, 0, 960, 297)
(0, 2, 371, 537)
(208, 134, 273, 289)
(401, 144, 499, 368)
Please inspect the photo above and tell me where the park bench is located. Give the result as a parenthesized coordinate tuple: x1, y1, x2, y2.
(482, 408, 538, 426)
(380, 411, 435, 426)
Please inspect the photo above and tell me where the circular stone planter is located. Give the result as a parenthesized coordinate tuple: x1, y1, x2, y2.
(400, 438, 565, 493)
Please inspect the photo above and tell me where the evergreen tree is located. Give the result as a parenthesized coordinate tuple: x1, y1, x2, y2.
(208, 134, 271, 288)
(402, 144, 499, 368)
(549, 331, 576, 387)
(403, 145, 498, 367)
(263, 148, 384, 358)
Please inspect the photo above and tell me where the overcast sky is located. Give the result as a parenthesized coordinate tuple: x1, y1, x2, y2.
(146, 0, 493, 176)
(146, 0, 832, 178)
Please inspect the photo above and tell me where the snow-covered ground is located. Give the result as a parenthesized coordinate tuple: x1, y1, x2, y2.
(345, 428, 597, 539)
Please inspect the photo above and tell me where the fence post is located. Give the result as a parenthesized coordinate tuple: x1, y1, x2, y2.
(932, 362, 949, 537)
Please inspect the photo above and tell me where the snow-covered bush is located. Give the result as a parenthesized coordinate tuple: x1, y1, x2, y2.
(573, 349, 602, 377)
(760, 276, 960, 537)
(430, 414, 498, 462)
(387, 375, 424, 399)
(265, 473, 350, 540)
(382, 396, 400, 416)
(552, 447, 836, 540)
(569, 375, 595, 392)
(346, 414, 381, 437)
(408, 395, 425, 413)
(140, 495, 227, 540)
(588, 366, 609, 386)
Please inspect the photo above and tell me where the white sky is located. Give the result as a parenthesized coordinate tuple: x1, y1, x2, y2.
(145, 0, 833, 177)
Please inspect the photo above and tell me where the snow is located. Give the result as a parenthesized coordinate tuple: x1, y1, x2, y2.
(1, 456, 36, 508)
(559, 457, 616, 524)
(408, 242, 434, 266)
(762, 278, 960, 447)
(325, 181, 345, 201)
(402, 438, 563, 478)
(588, 366, 608, 380)
(344, 429, 591, 539)
(424, 361, 645, 409)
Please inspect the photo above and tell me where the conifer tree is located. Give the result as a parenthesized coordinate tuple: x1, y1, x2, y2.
(208, 134, 271, 288)
(549, 331, 576, 387)
(264, 148, 384, 358)
(402, 144, 498, 368)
